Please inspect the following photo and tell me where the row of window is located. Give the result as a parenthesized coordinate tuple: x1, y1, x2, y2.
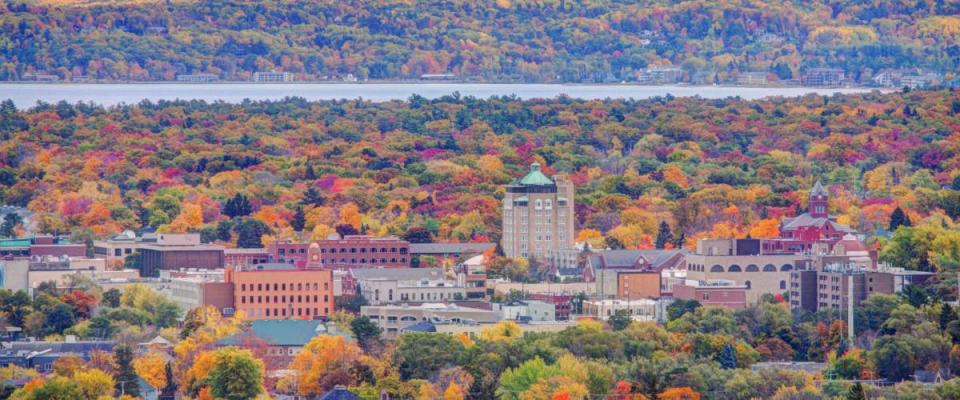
(325, 257, 406, 264)
(243, 306, 329, 317)
(320, 247, 407, 254)
(240, 282, 329, 292)
(240, 294, 329, 304)
(689, 264, 793, 273)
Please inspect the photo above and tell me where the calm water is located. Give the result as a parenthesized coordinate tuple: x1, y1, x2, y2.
(0, 83, 878, 108)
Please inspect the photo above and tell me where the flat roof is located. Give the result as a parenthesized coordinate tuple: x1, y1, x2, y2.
(139, 244, 225, 251)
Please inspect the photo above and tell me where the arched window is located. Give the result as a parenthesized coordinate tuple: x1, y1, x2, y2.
(779, 280, 786, 290)
(728, 264, 742, 272)
(710, 265, 725, 273)
(781, 264, 793, 272)
(535, 199, 543, 209)
(763, 264, 777, 272)
(746, 264, 759, 272)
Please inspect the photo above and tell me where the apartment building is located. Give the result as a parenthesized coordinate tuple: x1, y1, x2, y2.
(789, 264, 934, 312)
(502, 162, 575, 262)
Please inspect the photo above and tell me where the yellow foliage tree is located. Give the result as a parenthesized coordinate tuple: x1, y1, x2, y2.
(289, 335, 365, 396)
(74, 369, 116, 400)
(748, 218, 780, 239)
(480, 320, 523, 341)
(134, 351, 168, 390)
(339, 203, 363, 230)
(444, 382, 466, 400)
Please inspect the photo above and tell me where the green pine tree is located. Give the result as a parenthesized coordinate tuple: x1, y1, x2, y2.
(888, 207, 911, 231)
(846, 382, 866, 400)
(718, 343, 738, 369)
(655, 221, 673, 249)
(114, 344, 140, 397)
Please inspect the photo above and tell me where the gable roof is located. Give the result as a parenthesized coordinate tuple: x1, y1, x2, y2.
(320, 386, 363, 400)
(781, 213, 855, 233)
(592, 249, 686, 270)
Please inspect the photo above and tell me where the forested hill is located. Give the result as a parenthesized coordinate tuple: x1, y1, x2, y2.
(2, 0, 960, 82)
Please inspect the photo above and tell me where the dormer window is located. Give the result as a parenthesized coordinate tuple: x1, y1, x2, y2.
(535, 199, 543, 210)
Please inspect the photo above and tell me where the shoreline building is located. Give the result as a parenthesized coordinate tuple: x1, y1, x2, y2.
(501, 162, 575, 264)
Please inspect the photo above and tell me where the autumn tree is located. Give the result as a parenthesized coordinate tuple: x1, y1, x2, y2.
(208, 348, 264, 400)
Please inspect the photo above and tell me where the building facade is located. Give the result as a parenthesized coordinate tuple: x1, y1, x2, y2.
(502, 162, 575, 262)
(269, 235, 410, 269)
(361, 303, 502, 338)
(226, 263, 335, 320)
(672, 280, 749, 309)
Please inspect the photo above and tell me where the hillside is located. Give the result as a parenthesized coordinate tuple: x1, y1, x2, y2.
(1, 89, 959, 276)
(2, 0, 960, 82)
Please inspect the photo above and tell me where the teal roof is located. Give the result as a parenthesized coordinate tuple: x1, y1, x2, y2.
(219, 320, 352, 347)
(0, 239, 31, 248)
(517, 162, 555, 186)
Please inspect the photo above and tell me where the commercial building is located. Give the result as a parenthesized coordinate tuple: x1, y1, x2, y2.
(637, 65, 683, 84)
(226, 262, 334, 320)
(502, 162, 575, 262)
(224, 248, 269, 267)
(409, 242, 496, 267)
(176, 73, 218, 82)
(526, 293, 573, 320)
(582, 299, 658, 321)
(160, 275, 234, 317)
(253, 71, 293, 82)
(672, 279, 749, 309)
(349, 267, 465, 305)
(494, 300, 556, 322)
(138, 233, 224, 277)
(94, 229, 160, 261)
(361, 303, 502, 338)
(0, 236, 85, 258)
(685, 238, 801, 304)
(269, 235, 410, 269)
(588, 249, 686, 298)
(802, 68, 845, 86)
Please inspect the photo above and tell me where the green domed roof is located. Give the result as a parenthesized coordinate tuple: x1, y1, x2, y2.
(518, 162, 555, 186)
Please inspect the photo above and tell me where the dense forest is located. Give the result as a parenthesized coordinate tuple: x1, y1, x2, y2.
(2, 0, 960, 82)
(1, 89, 959, 282)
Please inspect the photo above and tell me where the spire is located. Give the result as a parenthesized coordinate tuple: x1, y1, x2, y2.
(810, 180, 828, 197)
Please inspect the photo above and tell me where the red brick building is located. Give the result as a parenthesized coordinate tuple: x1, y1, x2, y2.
(672, 280, 748, 309)
(269, 235, 410, 269)
(762, 180, 855, 254)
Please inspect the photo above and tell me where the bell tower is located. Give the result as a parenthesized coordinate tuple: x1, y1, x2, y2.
(809, 180, 829, 218)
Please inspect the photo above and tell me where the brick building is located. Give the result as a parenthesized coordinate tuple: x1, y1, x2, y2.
(269, 235, 410, 269)
(672, 280, 749, 309)
(225, 261, 335, 320)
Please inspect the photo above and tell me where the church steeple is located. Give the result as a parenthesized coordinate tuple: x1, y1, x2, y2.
(809, 180, 829, 218)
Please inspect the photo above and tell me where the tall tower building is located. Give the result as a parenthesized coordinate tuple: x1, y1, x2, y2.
(501, 162, 575, 262)
(808, 180, 829, 218)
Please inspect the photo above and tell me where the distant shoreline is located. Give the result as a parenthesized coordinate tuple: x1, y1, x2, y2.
(4, 80, 873, 90)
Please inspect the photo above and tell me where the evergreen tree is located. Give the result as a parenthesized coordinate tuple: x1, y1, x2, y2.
(402, 227, 434, 243)
(846, 382, 866, 400)
(114, 344, 140, 397)
(655, 221, 673, 249)
(952, 175, 960, 191)
(291, 207, 306, 232)
(941, 303, 956, 332)
(672, 231, 686, 249)
(718, 343, 738, 369)
(223, 193, 252, 218)
(236, 219, 270, 248)
(304, 160, 316, 180)
(302, 187, 325, 206)
(888, 207, 911, 231)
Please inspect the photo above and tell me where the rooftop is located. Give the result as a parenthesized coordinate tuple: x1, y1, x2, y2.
(409, 242, 495, 255)
(516, 162, 555, 186)
(219, 320, 351, 347)
(350, 267, 442, 281)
